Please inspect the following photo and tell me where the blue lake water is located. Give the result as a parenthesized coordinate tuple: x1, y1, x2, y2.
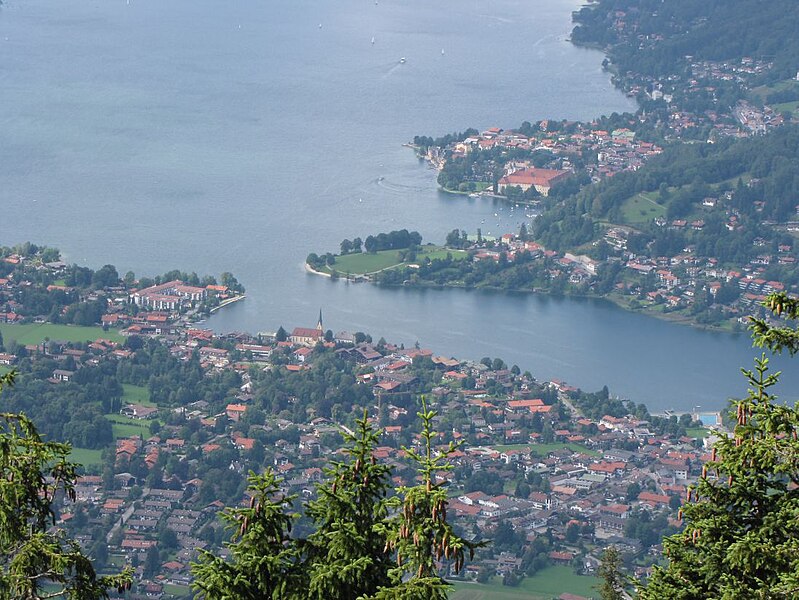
(1, 0, 795, 411)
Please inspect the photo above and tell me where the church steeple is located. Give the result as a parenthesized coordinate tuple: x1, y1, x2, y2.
(316, 308, 323, 331)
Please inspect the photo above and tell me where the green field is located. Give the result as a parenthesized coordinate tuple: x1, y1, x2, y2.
(773, 100, 799, 116)
(0, 365, 11, 376)
(105, 414, 155, 439)
(751, 78, 799, 100)
(621, 192, 666, 226)
(453, 568, 600, 600)
(686, 427, 710, 439)
(69, 446, 105, 469)
(329, 250, 407, 274)
(0, 323, 123, 345)
(163, 583, 191, 598)
(320, 247, 468, 276)
(121, 383, 156, 407)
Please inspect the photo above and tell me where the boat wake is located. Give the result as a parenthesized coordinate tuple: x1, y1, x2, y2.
(374, 177, 427, 194)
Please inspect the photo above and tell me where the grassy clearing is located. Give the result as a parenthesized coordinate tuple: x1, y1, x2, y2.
(751, 78, 799, 100)
(686, 427, 710, 439)
(322, 246, 467, 276)
(453, 567, 600, 600)
(121, 383, 156, 407)
(105, 414, 154, 439)
(0, 323, 123, 345)
(422, 249, 468, 262)
(0, 365, 11, 376)
(621, 192, 666, 226)
(773, 100, 799, 116)
(329, 250, 405, 275)
(69, 446, 105, 469)
(163, 583, 191, 598)
(107, 555, 126, 569)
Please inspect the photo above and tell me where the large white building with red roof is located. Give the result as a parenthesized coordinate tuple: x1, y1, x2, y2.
(130, 280, 207, 311)
(498, 167, 570, 196)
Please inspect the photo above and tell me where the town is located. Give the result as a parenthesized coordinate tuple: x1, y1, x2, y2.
(0, 247, 721, 599)
(403, 118, 799, 331)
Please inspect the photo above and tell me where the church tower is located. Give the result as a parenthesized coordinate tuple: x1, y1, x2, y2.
(316, 309, 323, 331)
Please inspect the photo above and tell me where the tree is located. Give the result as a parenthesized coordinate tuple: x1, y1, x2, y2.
(445, 229, 462, 248)
(159, 527, 178, 550)
(368, 397, 484, 600)
(143, 545, 161, 579)
(565, 522, 580, 544)
(303, 411, 394, 600)
(597, 546, 625, 600)
(0, 372, 132, 599)
(625, 482, 641, 501)
(220, 272, 242, 292)
(91, 264, 119, 289)
(639, 293, 799, 599)
(276, 326, 288, 342)
(192, 470, 302, 599)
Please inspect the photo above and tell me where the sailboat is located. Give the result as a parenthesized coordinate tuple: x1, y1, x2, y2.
(371, 36, 375, 45)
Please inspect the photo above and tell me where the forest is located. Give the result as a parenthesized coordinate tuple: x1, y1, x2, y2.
(572, 0, 799, 84)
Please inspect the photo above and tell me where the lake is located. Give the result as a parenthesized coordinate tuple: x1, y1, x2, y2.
(1, 0, 794, 411)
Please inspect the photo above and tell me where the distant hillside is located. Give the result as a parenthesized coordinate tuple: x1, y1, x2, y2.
(534, 125, 799, 267)
(572, 0, 799, 84)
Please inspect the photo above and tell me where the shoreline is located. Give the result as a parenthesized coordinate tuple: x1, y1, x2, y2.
(305, 262, 737, 333)
(209, 294, 246, 313)
(304, 263, 332, 278)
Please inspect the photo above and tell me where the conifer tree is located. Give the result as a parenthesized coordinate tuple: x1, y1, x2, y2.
(191, 470, 303, 599)
(366, 397, 485, 600)
(0, 371, 133, 600)
(639, 293, 799, 599)
(304, 411, 394, 599)
(597, 546, 625, 600)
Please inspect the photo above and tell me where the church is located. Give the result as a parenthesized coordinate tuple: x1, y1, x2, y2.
(289, 310, 325, 346)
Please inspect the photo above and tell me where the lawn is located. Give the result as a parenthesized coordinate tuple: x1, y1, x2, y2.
(0, 323, 124, 345)
(422, 249, 468, 262)
(452, 567, 600, 600)
(163, 583, 192, 598)
(322, 247, 467, 276)
(107, 555, 126, 569)
(0, 365, 11, 376)
(69, 446, 105, 469)
(105, 414, 155, 439)
(686, 427, 710, 439)
(620, 192, 666, 226)
(328, 250, 406, 275)
(121, 383, 156, 407)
